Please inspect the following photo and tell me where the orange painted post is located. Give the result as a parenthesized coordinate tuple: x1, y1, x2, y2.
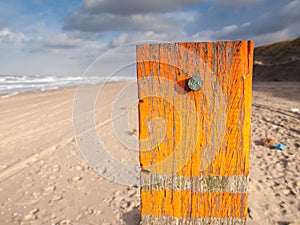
(136, 41, 254, 225)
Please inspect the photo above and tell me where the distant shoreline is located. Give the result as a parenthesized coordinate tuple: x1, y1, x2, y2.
(1, 81, 299, 102)
(0, 75, 135, 98)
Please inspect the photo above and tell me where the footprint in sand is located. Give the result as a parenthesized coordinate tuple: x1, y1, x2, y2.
(49, 195, 63, 205)
(42, 185, 56, 195)
(23, 208, 39, 221)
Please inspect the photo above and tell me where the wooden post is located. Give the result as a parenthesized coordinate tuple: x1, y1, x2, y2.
(137, 41, 254, 225)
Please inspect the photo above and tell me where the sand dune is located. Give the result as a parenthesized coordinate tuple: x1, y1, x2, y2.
(253, 37, 300, 81)
(0, 81, 299, 225)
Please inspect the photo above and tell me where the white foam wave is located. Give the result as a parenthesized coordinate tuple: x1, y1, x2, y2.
(0, 75, 135, 98)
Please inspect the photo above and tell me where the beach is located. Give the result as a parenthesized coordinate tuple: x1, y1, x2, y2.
(0, 81, 299, 225)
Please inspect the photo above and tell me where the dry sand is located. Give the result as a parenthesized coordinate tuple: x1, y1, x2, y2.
(0, 81, 299, 225)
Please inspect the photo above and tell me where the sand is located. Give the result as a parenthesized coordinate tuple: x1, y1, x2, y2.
(0, 81, 299, 225)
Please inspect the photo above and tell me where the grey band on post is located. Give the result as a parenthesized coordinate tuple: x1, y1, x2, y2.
(141, 174, 249, 193)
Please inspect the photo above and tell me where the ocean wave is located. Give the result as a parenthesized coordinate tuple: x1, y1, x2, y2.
(0, 75, 135, 98)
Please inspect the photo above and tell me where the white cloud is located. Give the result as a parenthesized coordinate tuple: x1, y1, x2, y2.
(44, 33, 83, 49)
(64, 12, 177, 33)
(241, 22, 251, 28)
(221, 25, 238, 34)
(163, 10, 200, 23)
(253, 29, 291, 46)
(192, 25, 240, 41)
(282, 0, 300, 11)
(23, 33, 85, 54)
(281, 0, 300, 19)
(110, 33, 129, 47)
(110, 31, 188, 47)
(20, 32, 109, 64)
(0, 28, 27, 44)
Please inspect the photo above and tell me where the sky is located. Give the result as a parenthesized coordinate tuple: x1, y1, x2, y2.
(0, 0, 299, 77)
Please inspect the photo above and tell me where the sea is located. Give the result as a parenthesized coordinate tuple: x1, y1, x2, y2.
(0, 75, 135, 98)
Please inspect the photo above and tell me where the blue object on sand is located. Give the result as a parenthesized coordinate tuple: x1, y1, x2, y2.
(271, 144, 286, 150)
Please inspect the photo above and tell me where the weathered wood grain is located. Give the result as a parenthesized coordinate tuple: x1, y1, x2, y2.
(137, 41, 254, 224)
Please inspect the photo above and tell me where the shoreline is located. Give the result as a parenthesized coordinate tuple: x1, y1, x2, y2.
(1, 80, 300, 100)
(0, 76, 136, 99)
(0, 80, 134, 99)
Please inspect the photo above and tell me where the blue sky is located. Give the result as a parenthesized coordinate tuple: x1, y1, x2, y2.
(0, 0, 299, 76)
